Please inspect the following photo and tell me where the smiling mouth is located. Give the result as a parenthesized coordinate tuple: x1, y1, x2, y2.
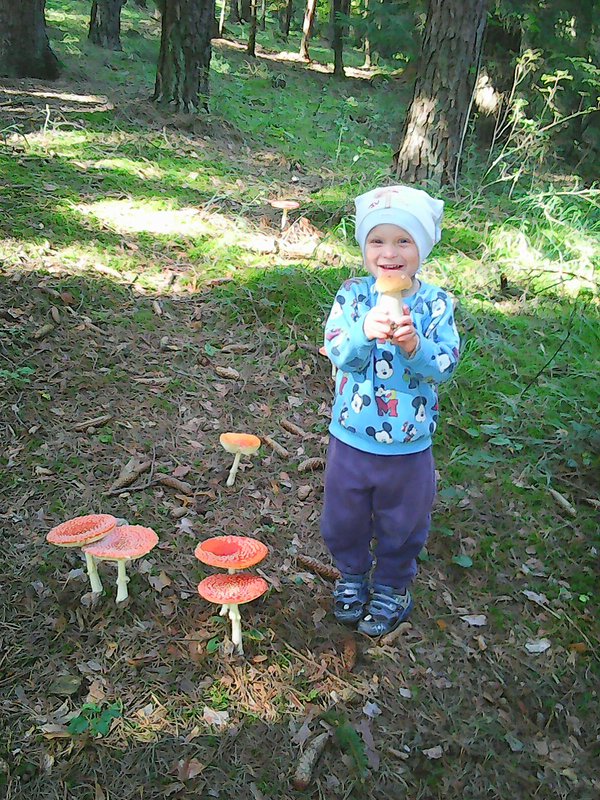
(379, 265, 405, 271)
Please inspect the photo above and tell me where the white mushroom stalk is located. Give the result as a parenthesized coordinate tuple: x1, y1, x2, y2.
(375, 271, 413, 326)
(226, 451, 242, 487)
(84, 552, 103, 594)
(197, 573, 268, 656)
(116, 559, 130, 603)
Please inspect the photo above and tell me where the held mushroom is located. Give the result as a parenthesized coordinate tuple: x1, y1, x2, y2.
(269, 199, 300, 231)
(375, 270, 413, 328)
(82, 525, 158, 602)
(47, 514, 117, 594)
(219, 433, 261, 487)
(198, 573, 268, 654)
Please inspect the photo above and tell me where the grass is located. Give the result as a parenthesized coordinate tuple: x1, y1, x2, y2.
(1, 1, 599, 799)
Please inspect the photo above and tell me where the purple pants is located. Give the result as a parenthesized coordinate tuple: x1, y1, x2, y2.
(320, 437, 436, 591)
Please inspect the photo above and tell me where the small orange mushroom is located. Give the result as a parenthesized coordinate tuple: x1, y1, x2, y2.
(269, 198, 300, 230)
(198, 573, 268, 654)
(219, 432, 261, 487)
(47, 514, 117, 594)
(83, 525, 158, 602)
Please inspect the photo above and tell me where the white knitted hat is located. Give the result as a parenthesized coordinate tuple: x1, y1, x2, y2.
(354, 185, 444, 264)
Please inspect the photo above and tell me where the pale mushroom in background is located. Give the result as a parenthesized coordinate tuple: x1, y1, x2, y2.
(269, 198, 300, 230)
(219, 433, 261, 487)
(197, 573, 268, 654)
(319, 345, 337, 381)
(82, 525, 158, 602)
(47, 514, 117, 594)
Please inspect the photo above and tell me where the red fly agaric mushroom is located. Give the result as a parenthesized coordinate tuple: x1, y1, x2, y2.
(269, 199, 300, 230)
(82, 525, 158, 602)
(47, 514, 117, 594)
(195, 535, 268, 571)
(219, 433, 261, 487)
(198, 573, 268, 654)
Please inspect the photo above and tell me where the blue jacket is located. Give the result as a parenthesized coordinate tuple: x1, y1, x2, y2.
(324, 276, 460, 455)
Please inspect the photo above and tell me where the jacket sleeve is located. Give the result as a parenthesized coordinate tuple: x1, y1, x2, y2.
(407, 293, 460, 383)
(324, 282, 373, 373)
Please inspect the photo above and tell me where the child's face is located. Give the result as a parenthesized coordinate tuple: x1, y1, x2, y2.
(364, 224, 420, 282)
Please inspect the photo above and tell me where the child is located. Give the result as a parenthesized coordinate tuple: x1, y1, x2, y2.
(321, 185, 460, 637)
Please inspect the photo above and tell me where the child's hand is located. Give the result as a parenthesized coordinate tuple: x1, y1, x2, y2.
(390, 304, 419, 356)
(363, 307, 393, 342)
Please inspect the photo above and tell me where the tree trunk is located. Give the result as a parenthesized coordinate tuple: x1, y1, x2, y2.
(281, 0, 293, 38)
(228, 0, 239, 22)
(394, 0, 488, 188)
(332, 0, 344, 77)
(0, 0, 60, 79)
(299, 0, 317, 61)
(89, 0, 126, 51)
(240, 0, 252, 22)
(153, 0, 214, 113)
(247, 0, 257, 55)
(361, 0, 371, 68)
(259, 0, 266, 31)
(218, 0, 227, 35)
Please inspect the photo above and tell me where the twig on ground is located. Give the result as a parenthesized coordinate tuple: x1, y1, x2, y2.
(263, 435, 290, 458)
(73, 414, 113, 432)
(548, 487, 577, 517)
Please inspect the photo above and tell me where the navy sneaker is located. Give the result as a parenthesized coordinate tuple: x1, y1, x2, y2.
(333, 573, 369, 626)
(357, 584, 413, 637)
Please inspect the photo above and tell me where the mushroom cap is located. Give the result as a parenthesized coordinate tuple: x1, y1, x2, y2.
(47, 514, 117, 547)
(219, 432, 261, 455)
(269, 199, 300, 210)
(375, 270, 412, 294)
(198, 573, 268, 605)
(82, 525, 158, 561)
(195, 536, 268, 570)
(318, 345, 328, 357)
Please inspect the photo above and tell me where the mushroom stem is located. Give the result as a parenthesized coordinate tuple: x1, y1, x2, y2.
(377, 291, 405, 325)
(226, 451, 242, 487)
(84, 552, 103, 594)
(229, 603, 243, 653)
(116, 560, 130, 602)
(281, 209, 288, 231)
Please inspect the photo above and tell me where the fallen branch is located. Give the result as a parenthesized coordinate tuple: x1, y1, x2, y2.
(280, 419, 309, 438)
(292, 731, 330, 790)
(73, 414, 113, 432)
(296, 554, 340, 581)
(548, 487, 577, 517)
(263, 435, 290, 458)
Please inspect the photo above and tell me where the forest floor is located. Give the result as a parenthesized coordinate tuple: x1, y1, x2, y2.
(1, 3, 599, 799)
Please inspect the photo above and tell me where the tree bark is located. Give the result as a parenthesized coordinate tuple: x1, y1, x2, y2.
(240, 0, 252, 22)
(228, 0, 240, 22)
(299, 0, 317, 60)
(0, 0, 60, 79)
(394, 0, 488, 188)
(153, 0, 215, 113)
(280, 0, 293, 38)
(332, 0, 344, 77)
(259, 0, 266, 31)
(89, 0, 126, 51)
(247, 0, 257, 55)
